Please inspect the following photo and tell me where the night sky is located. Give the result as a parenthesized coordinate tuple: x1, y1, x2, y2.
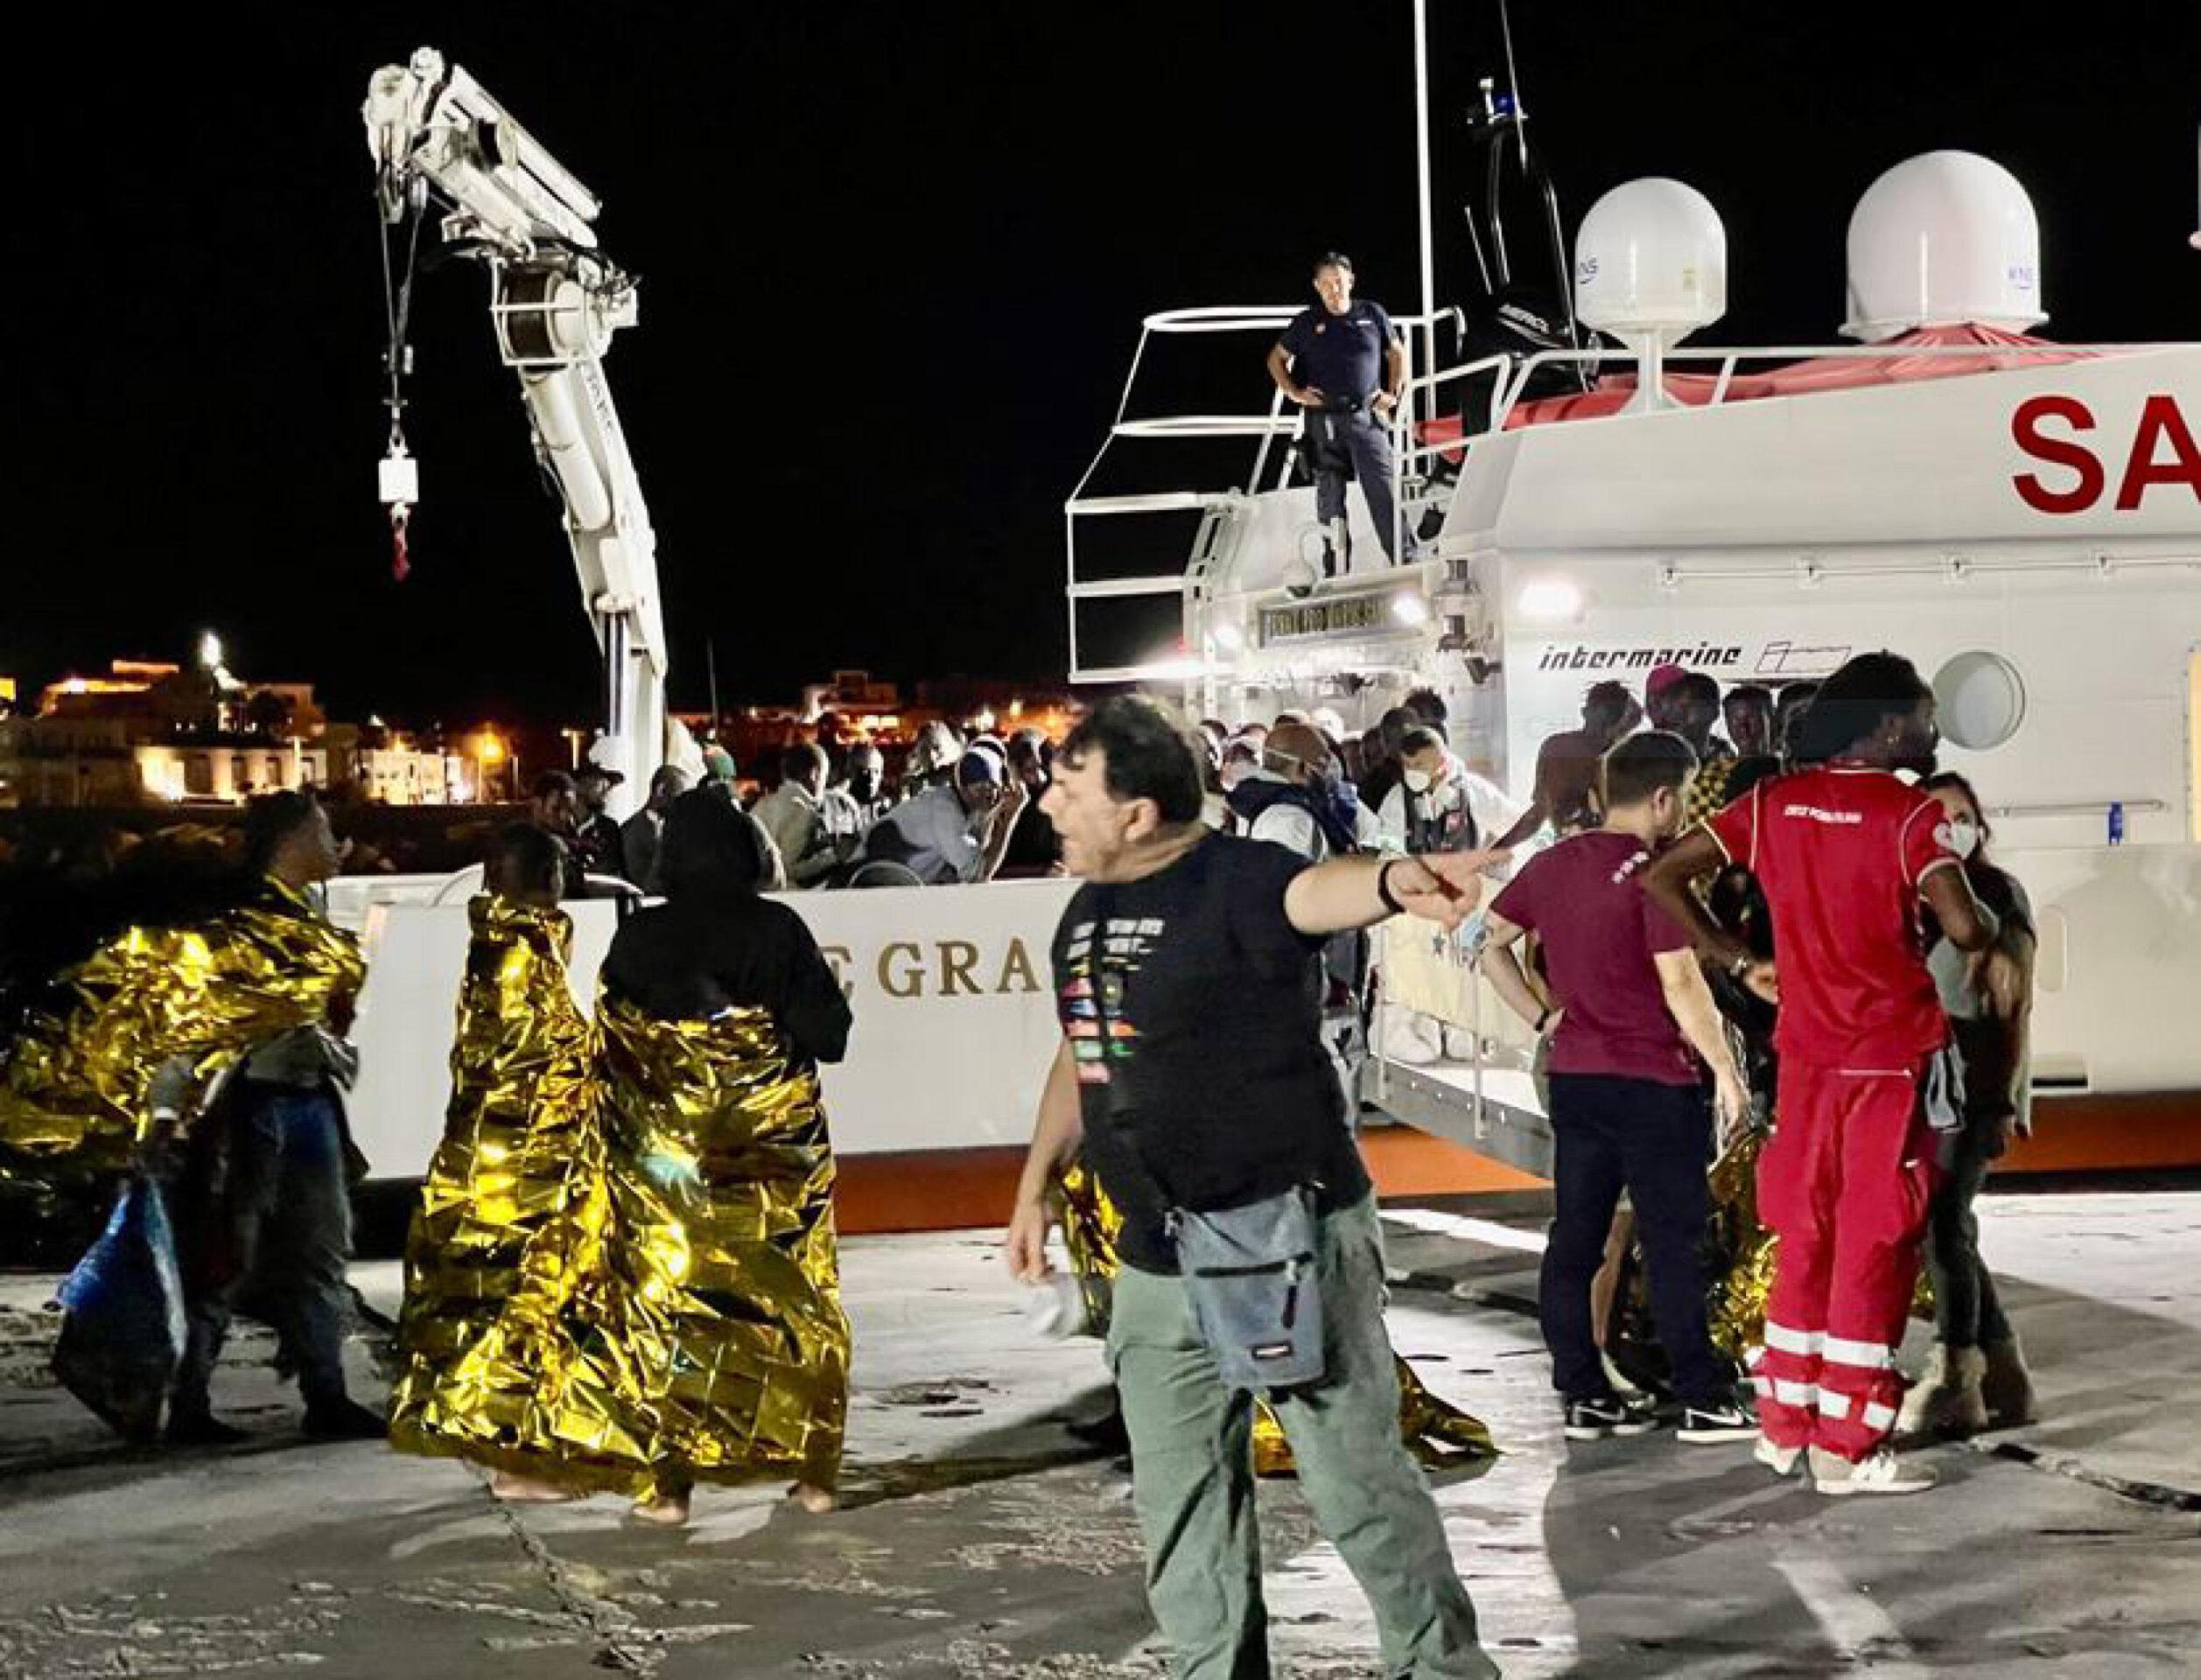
(11, 2, 2197, 729)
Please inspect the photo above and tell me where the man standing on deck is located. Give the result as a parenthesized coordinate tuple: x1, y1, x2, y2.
(1644, 653, 2000, 1496)
(1267, 253, 1415, 578)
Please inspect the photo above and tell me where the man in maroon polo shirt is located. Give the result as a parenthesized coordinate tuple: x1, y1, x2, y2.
(1482, 732, 1756, 1444)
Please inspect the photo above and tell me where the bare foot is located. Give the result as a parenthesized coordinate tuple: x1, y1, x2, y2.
(790, 1481, 837, 1515)
(627, 1492, 691, 1527)
(489, 1470, 578, 1504)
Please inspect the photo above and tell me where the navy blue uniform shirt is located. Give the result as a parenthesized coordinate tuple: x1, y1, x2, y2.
(1279, 300, 1397, 404)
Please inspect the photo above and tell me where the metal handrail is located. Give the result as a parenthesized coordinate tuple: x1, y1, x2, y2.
(1986, 798, 2169, 818)
(1111, 414, 1301, 438)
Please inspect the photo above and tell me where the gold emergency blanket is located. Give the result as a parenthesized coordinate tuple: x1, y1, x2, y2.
(0, 880, 365, 1176)
(1052, 1160, 1496, 1476)
(1706, 1128, 1774, 1361)
(595, 994, 848, 1498)
(387, 898, 641, 1486)
(1699, 1125, 1932, 1363)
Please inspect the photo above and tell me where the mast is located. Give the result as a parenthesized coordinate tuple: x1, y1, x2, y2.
(1413, 0, 1437, 433)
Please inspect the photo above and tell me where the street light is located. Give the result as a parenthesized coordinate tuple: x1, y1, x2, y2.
(477, 729, 506, 805)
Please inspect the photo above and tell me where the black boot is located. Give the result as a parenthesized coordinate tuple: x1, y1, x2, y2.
(167, 1409, 251, 1446)
(1065, 1404, 1131, 1455)
(303, 1396, 386, 1441)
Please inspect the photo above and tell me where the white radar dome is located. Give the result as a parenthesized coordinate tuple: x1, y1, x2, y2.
(1574, 178, 1728, 338)
(1844, 150, 2046, 341)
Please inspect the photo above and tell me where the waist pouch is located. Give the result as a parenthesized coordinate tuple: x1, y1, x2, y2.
(1167, 1186, 1325, 1393)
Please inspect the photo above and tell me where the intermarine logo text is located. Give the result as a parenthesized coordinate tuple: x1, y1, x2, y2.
(1536, 642, 1744, 673)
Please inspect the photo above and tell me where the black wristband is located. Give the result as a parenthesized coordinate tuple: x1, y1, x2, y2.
(1375, 858, 1406, 916)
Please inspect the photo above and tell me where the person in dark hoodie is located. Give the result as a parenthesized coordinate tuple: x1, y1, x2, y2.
(595, 791, 854, 1526)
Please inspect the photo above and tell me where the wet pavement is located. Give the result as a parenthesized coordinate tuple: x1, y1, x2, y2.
(2, 1187, 2196, 1678)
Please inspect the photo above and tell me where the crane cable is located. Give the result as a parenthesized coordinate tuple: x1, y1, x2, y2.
(376, 175, 426, 579)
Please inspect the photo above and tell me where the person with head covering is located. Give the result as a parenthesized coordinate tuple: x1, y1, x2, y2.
(595, 791, 854, 1524)
(856, 740, 1024, 884)
(388, 824, 613, 1501)
(901, 720, 966, 798)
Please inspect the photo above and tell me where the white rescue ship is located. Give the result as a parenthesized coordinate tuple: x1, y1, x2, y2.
(340, 50, 2201, 1229)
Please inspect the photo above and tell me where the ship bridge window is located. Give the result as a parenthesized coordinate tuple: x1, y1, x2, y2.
(1933, 650, 2027, 752)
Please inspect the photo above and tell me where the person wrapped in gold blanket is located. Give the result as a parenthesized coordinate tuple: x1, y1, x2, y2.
(387, 826, 636, 1500)
(594, 791, 854, 1526)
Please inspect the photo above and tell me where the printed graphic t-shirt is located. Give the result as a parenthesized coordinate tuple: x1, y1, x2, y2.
(1489, 830, 1700, 1086)
(1050, 831, 1370, 1273)
(1704, 765, 1958, 1068)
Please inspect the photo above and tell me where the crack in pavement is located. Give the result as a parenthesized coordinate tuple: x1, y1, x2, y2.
(468, 1469, 669, 1675)
(1963, 1438, 2201, 1513)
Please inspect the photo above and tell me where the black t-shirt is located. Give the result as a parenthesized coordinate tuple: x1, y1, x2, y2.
(602, 894, 852, 1064)
(1279, 300, 1397, 404)
(1050, 831, 1370, 1272)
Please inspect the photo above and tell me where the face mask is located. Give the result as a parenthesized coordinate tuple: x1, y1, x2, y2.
(1403, 767, 1433, 794)
(1938, 816, 1980, 859)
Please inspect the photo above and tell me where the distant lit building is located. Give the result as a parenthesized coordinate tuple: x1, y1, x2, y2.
(352, 742, 468, 806)
(0, 654, 461, 809)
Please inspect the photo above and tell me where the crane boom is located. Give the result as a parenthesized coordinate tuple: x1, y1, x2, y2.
(363, 46, 688, 809)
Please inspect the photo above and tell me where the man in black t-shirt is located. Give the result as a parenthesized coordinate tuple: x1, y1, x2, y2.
(1005, 697, 1502, 1680)
(1266, 252, 1416, 575)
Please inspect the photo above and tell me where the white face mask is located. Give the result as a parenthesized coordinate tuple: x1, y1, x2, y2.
(1402, 766, 1434, 794)
(1938, 816, 1980, 859)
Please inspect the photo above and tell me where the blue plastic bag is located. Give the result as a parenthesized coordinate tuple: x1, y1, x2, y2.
(52, 1175, 186, 1440)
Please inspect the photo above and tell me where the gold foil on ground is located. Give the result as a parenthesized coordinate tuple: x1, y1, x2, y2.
(0, 879, 365, 1176)
(386, 898, 646, 1488)
(595, 994, 848, 1499)
(1055, 1160, 1496, 1476)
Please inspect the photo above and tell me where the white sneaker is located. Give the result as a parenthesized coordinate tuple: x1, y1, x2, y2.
(1754, 1435, 1801, 1477)
(1811, 1446, 1938, 1496)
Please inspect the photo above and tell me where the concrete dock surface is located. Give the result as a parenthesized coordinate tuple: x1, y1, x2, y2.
(2, 1185, 2195, 1677)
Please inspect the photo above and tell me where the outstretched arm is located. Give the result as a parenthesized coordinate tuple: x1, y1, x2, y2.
(1284, 850, 1511, 937)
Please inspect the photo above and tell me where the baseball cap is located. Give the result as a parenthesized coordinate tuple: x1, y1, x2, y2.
(957, 744, 1006, 786)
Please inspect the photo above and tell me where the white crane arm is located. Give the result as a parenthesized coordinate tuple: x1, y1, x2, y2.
(363, 47, 694, 804)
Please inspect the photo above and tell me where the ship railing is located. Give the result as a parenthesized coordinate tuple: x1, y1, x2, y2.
(1398, 337, 2199, 470)
(1063, 304, 1461, 687)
